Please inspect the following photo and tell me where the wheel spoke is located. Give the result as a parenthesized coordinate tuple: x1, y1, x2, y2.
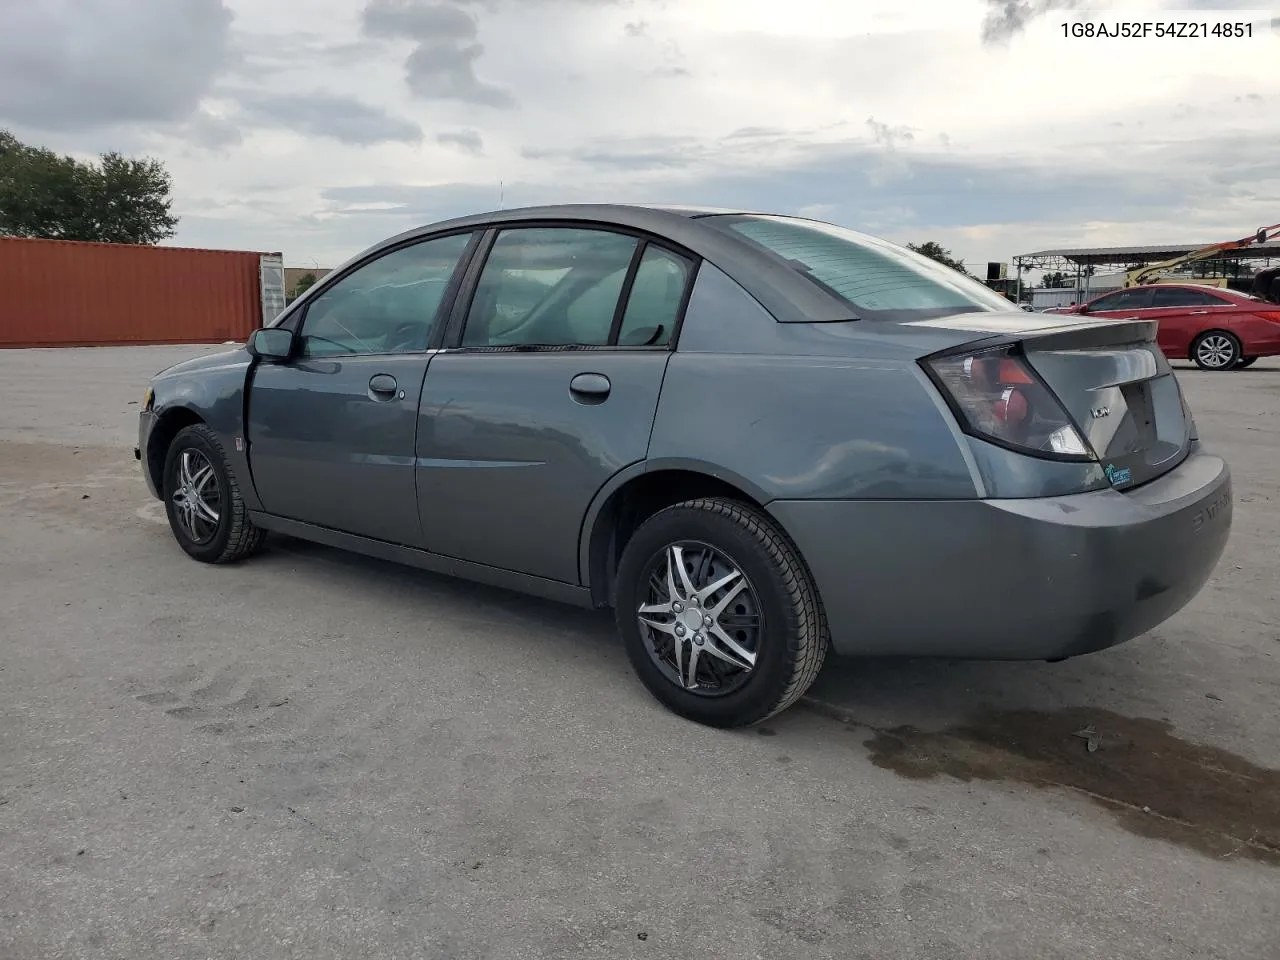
(707, 624, 757, 669)
(191, 464, 216, 493)
(706, 578, 748, 618)
(179, 452, 195, 486)
(685, 643, 701, 689)
(696, 568, 741, 606)
(193, 497, 220, 524)
(638, 612, 679, 638)
(668, 545, 698, 601)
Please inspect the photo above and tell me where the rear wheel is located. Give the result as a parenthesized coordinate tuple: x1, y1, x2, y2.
(163, 424, 266, 564)
(615, 497, 828, 728)
(1236, 356, 1258, 369)
(1191, 331, 1241, 370)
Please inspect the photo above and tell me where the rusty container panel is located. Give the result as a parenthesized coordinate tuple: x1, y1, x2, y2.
(0, 237, 278, 348)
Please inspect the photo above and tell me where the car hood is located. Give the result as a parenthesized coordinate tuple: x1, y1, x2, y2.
(153, 346, 251, 381)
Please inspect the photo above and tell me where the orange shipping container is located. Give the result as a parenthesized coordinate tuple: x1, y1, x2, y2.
(0, 237, 281, 348)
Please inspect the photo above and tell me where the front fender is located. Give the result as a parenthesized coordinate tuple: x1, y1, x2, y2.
(148, 350, 259, 509)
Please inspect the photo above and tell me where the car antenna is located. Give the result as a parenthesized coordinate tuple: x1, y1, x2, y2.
(498, 181, 505, 210)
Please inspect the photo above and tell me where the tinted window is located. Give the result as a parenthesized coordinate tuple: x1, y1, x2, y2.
(463, 228, 638, 347)
(1151, 287, 1229, 308)
(707, 215, 1013, 321)
(617, 246, 693, 346)
(300, 233, 473, 356)
(1088, 289, 1153, 312)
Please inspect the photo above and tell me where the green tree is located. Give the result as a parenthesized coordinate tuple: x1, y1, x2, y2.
(906, 240, 969, 275)
(293, 272, 319, 297)
(0, 129, 177, 244)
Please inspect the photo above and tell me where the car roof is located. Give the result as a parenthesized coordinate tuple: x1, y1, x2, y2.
(329, 203, 861, 325)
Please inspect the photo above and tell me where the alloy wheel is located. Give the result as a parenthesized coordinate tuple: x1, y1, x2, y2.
(170, 449, 222, 545)
(1195, 334, 1237, 369)
(636, 541, 762, 696)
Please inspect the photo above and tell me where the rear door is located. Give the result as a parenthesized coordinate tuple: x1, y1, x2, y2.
(416, 225, 697, 584)
(1146, 286, 1236, 358)
(246, 231, 476, 545)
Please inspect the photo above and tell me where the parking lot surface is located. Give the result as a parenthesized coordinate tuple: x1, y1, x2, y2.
(1, 345, 1277, 960)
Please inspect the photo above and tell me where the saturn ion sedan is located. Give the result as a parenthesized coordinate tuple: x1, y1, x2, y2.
(137, 204, 1233, 727)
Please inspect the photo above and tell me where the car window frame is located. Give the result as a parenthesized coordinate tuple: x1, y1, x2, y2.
(440, 221, 701, 353)
(271, 229, 483, 357)
(1088, 288, 1155, 313)
(1149, 286, 1233, 309)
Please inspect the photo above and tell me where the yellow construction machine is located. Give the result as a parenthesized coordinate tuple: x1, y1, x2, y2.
(1122, 223, 1280, 298)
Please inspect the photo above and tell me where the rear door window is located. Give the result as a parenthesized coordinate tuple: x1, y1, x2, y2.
(1150, 287, 1230, 308)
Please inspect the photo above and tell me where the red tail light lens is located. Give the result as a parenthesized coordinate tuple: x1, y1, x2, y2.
(926, 346, 1092, 460)
(1255, 311, 1280, 323)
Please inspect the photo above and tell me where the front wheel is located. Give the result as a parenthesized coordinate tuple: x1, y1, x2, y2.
(163, 424, 266, 564)
(1191, 331, 1241, 370)
(615, 497, 828, 728)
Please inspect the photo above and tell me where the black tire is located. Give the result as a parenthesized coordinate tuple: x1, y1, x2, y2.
(615, 497, 828, 728)
(162, 423, 266, 564)
(1236, 356, 1258, 369)
(1191, 331, 1241, 371)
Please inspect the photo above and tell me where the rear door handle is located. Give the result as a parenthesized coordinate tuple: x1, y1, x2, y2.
(368, 373, 399, 400)
(569, 372, 611, 403)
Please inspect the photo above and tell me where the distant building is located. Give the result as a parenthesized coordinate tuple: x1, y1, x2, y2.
(284, 266, 332, 299)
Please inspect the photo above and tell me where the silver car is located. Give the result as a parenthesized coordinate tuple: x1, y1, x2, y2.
(136, 205, 1233, 727)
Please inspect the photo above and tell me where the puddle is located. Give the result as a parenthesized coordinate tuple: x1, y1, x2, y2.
(862, 707, 1280, 866)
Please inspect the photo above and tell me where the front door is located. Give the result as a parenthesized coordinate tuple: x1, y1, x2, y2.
(247, 231, 476, 545)
(417, 225, 697, 584)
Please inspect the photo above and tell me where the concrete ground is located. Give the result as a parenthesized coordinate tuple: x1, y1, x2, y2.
(0, 345, 1276, 960)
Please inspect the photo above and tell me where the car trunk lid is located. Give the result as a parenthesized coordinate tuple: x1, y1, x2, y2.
(908, 312, 1193, 490)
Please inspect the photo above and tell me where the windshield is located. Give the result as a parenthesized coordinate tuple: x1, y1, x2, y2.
(706, 214, 1015, 322)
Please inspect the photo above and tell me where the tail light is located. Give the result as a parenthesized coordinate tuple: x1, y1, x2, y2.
(1254, 311, 1280, 323)
(925, 345, 1092, 460)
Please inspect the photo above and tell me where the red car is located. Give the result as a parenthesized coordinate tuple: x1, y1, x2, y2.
(1065, 283, 1280, 370)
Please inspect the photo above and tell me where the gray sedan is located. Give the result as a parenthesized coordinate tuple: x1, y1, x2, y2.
(136, 204, 1232, 727)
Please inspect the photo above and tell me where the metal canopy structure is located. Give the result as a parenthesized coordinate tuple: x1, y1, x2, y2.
(1008, 240, 1280, 303)
(1014, 241, 1280, 272)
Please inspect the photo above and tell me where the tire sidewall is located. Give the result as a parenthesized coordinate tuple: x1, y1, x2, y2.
(1192, 331, 1241, 370)
(163, 426, 234, 562)
(615, 504, 804, 727)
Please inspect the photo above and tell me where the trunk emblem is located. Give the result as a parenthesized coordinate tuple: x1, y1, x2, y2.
(1091, 406, 1111, 419)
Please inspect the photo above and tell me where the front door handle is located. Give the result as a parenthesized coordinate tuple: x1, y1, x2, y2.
(569, 372, 611, 404)
(1190, 310, 1209, 315)
(368, 373, 399, 401)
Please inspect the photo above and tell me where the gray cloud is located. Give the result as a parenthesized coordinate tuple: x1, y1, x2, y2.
(437, 129, 484, 153)
(236, 92, 423, 146)
(981, 0, 1082, 44)
(361, 0, 514, 107)
(0, 0, 233, 131)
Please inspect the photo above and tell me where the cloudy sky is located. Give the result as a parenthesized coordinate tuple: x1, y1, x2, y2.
(1, 0, 1277, 272)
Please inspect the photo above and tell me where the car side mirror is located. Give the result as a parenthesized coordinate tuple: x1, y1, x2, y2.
(247, 327, 295, 362)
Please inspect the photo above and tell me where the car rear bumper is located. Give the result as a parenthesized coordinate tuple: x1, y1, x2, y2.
(768, 447, 1232, 660)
